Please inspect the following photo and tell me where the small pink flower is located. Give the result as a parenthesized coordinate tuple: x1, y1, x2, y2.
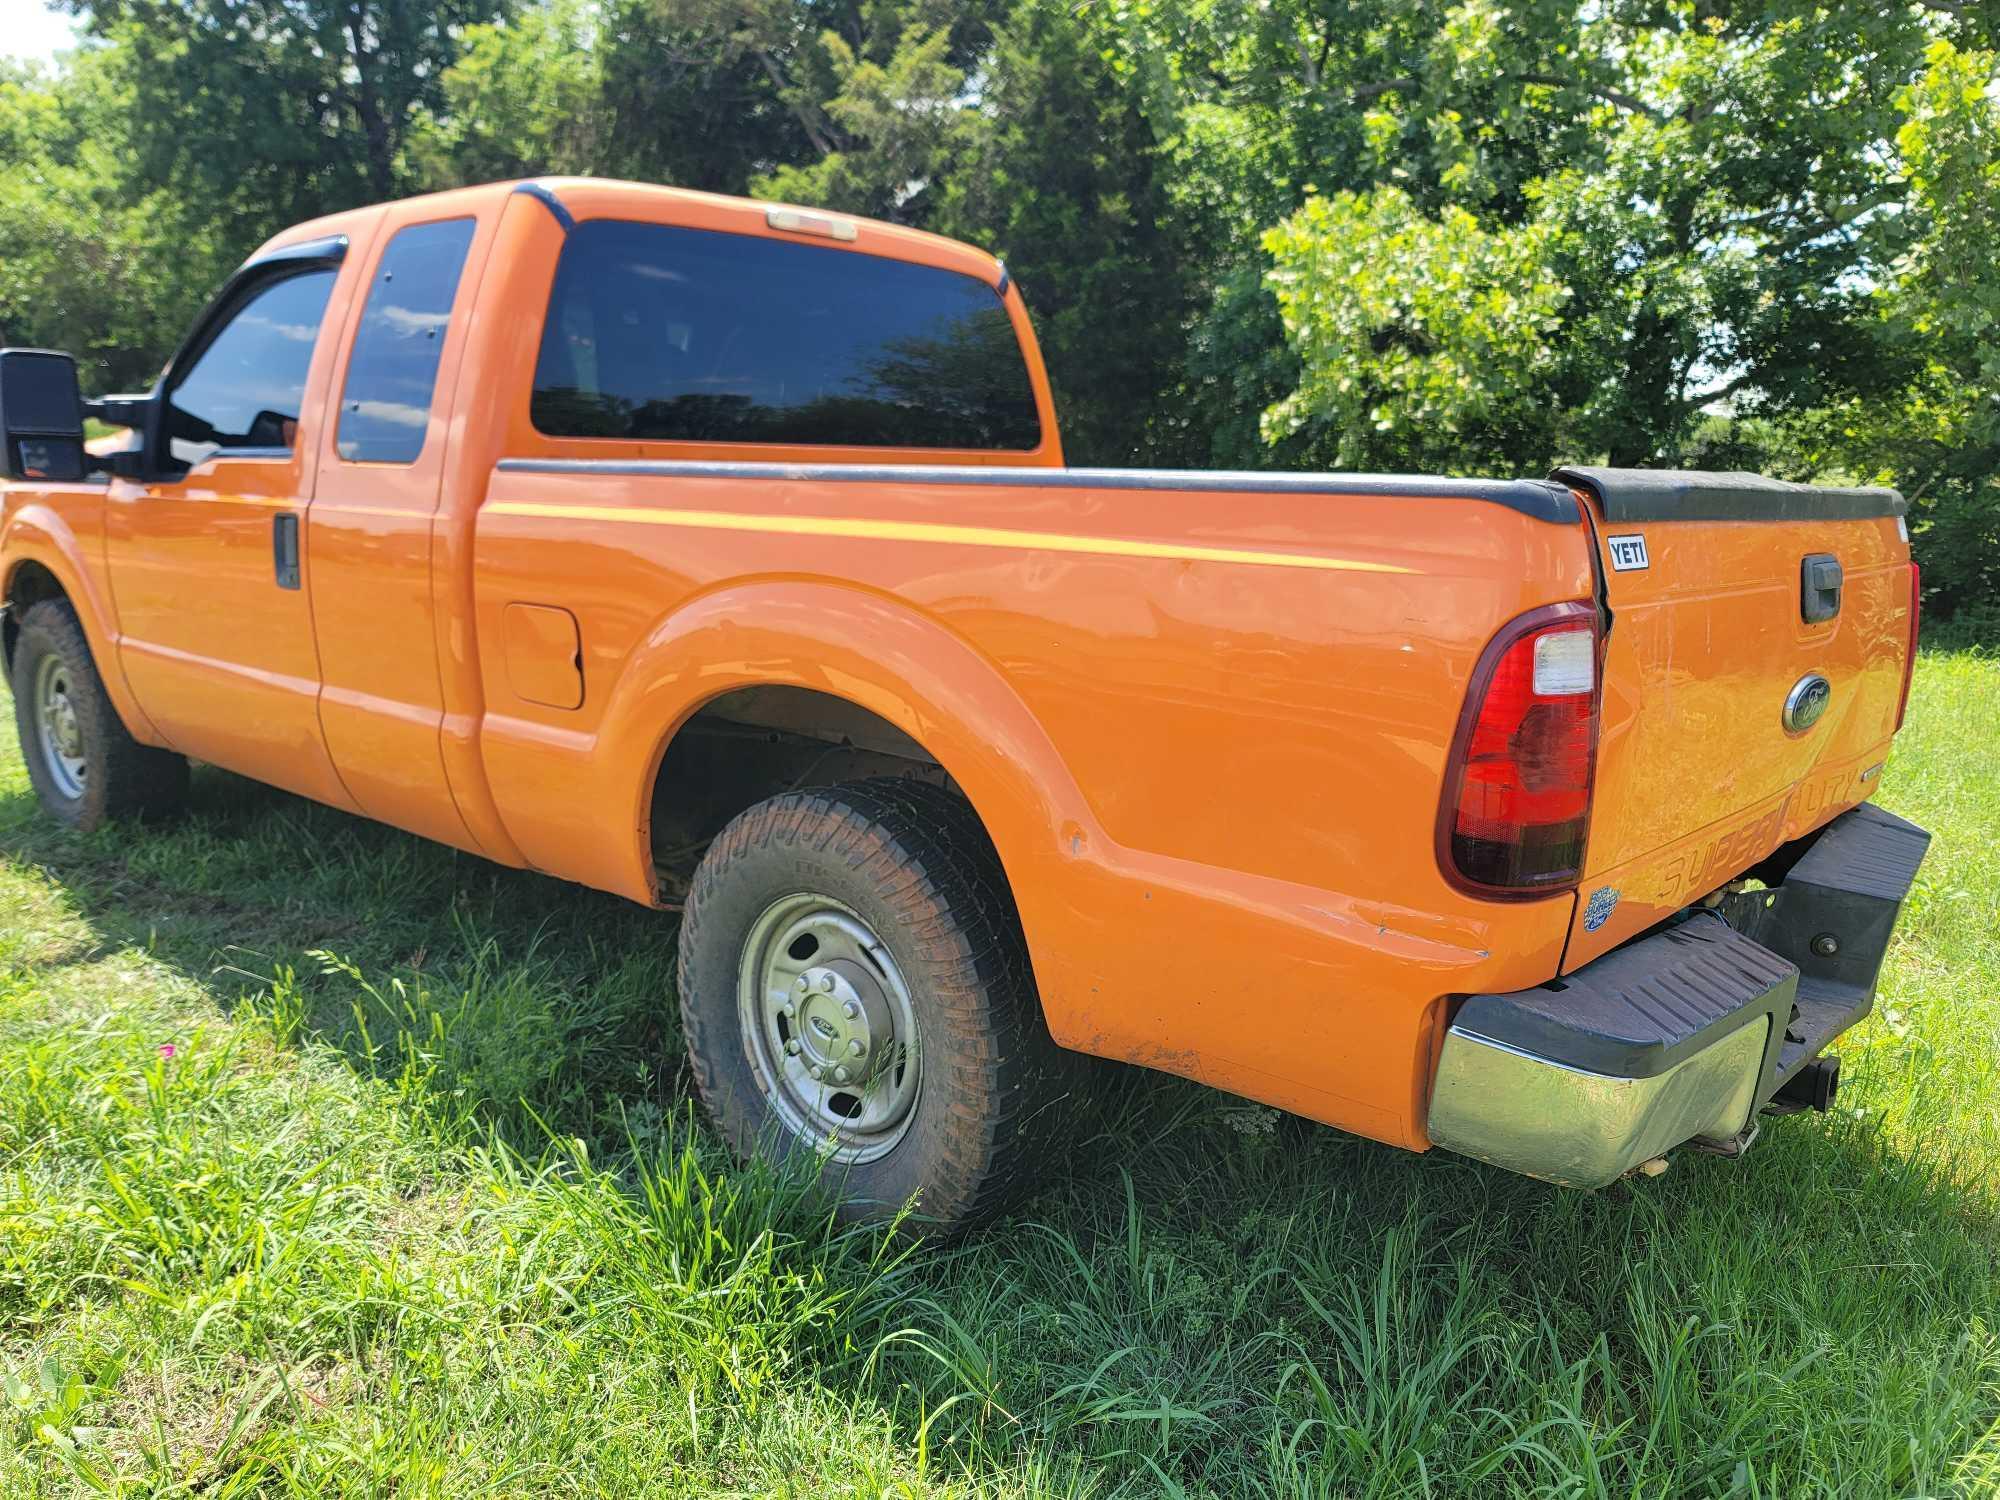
(158, 1043, 175, 1060)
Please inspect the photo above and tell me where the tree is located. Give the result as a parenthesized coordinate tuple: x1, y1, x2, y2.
(7, 0, 1996, 614)
(0, 50, 225, 390)
(1262, 186, 1573, 473)
(412, 0, 609, 185)
(929, 1, 1193, 464)
(749, 12, 969, 222)
(61, 0, 505, 215)
(1251, 2, 1990, 474)
(1785, 40, 2000, 622)
(582, 0, 1001, 196)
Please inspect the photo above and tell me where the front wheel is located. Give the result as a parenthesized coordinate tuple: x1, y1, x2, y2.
(677, 779, 1071, 1232)
(9, 599, 187, 830)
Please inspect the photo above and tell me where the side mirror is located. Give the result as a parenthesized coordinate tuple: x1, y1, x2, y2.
(0, 348, 88, 482)
(87, 392, 155, 481)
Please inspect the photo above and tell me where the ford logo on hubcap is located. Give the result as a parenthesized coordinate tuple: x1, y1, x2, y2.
(1783, 673, 1833, 734)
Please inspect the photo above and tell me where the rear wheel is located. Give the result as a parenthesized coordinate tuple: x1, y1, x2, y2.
(677, 778, 1070, 1231)
(9, 600, 187, 830)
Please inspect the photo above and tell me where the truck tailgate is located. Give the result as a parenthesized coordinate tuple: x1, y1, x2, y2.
(1556, 468, 1919, 969)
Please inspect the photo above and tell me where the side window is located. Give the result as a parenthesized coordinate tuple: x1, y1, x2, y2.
(167, 269, 337, 463)
(530, 220, 1042, 451)
(336, 218, 478, 464)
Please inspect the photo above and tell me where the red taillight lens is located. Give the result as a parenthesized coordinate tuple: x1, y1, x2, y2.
(1895, 561, 1920, 731)
(1439, 602, 1600, 895)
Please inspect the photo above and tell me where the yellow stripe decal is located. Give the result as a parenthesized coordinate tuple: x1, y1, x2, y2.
(483, 501, 1413, 575)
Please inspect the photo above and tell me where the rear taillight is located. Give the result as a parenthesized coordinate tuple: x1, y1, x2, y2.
(1895, 561, 1921, 731)
(1438, 602, 1601, 896)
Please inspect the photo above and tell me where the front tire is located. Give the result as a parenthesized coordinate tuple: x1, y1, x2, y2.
(677, 778, 1070, 1232)
(9, 599, 187, 831)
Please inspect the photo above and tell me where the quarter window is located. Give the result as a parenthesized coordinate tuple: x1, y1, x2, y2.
(167, 270, 336, 462)
(337, 218, 478, 463)
(530, 220, 1041, 451)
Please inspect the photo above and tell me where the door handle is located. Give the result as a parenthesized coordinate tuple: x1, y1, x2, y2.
(273, 512, 301, 590)
(1801, 552, 1841, 624)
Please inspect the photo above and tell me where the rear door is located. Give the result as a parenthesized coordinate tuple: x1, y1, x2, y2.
(1560, 468, 1917, 968)
(309, 208, 490, 853)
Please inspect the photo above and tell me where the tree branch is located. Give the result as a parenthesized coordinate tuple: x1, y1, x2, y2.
(1770, 190, 1905, 254)
(752, 48, 837, 158)
(1510, 72, 1667, 122)
(1682, 369, 1760, 410)
(1351, 78, 1420, 103)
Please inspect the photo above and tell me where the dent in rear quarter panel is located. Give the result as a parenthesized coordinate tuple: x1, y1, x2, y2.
(469, 467, 1597, 1151)
(1566, 511, 1911, 968)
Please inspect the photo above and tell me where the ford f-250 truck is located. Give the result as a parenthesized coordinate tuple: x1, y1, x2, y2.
(0, 178, 1929, 1227)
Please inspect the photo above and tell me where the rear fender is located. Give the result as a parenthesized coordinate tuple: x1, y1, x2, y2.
(601, 578, 1097, 957)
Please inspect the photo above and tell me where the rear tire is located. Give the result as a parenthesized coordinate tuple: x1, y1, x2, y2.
(677, 778, 1070, 1232)
(9, 599, 187, 831)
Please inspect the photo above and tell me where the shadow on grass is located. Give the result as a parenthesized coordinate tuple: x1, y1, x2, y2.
(0, 766, 679, 1144)
(3, 766, 1997, 1494)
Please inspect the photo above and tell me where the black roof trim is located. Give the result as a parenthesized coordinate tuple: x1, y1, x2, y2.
(1552, 465, 1906, 522)
(496, 458, 1581, 522)
(242, 233, 348, 274)
(512, 181, 576, 233)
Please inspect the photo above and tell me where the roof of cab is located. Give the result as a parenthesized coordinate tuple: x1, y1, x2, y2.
(248, 178, 1008, 290)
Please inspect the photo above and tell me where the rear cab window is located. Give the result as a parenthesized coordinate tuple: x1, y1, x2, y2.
(529, 221, 1041, 452)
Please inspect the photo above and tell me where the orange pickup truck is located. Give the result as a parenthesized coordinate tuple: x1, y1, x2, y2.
(0, 178, 1929, 1226)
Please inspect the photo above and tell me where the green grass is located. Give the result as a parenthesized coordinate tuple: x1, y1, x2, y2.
(0, 654, 1996, 1497)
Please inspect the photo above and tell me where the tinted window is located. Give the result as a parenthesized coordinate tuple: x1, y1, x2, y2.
(337, 218, 477, 463)
(168, 270, 336, 460)
(531, 221, 1041, 451)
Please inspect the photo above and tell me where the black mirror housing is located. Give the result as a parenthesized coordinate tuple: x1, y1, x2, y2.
(0, 347, 87, 482)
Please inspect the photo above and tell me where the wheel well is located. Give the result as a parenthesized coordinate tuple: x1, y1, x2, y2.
(647, 686, 957, 903)
(2, 560, 68, 676)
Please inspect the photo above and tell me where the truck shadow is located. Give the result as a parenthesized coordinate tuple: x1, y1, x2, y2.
(3, 763, 1995, 1492)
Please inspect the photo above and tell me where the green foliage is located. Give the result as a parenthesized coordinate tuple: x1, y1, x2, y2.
(750, 13, 969, 221)
(1847, 40, 1999, 620)
(410, 0, 609, 185)
(69, 0, 507, 204)
(1762, 39, 2000, 621)
(1263, 187, 1572, 473)
(1198, 0, 1974, 472)
(0, 52, 227, 391)
(928, 1, 1193, 464)
(0, 0, 1996, 605)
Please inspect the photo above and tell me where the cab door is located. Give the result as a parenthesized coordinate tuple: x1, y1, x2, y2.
(308, 208, 490, 852)
(105, 238, 364, 810)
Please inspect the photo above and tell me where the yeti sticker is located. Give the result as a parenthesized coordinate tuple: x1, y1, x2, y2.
(1606, 535, 1650, 572)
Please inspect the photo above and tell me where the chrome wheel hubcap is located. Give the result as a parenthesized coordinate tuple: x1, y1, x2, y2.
(737, 894, 921, 1163)
(33, 655, 87, 800)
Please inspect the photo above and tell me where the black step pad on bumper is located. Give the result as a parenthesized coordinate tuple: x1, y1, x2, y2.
(1451, 801, 1929, 1097)
(1429, 801, 1929, 1185)
(1451, 913, 1797, 1080)
(1723, 801, 1932, 1089)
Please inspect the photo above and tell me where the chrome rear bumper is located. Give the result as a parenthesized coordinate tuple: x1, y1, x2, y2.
(1427, 802, 1931, 1188)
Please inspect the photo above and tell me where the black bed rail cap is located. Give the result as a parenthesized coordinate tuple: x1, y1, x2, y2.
(1550, 465, 1906, 523)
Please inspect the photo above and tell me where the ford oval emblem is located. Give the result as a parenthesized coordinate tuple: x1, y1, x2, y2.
(1783, 673, 1833, 735)
(1583, 886, 1620, 932)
